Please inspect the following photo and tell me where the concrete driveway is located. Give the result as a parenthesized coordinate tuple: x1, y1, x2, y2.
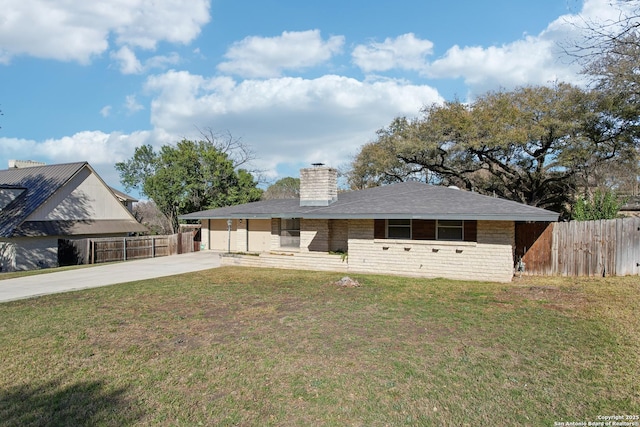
(0, 251, 221, 303)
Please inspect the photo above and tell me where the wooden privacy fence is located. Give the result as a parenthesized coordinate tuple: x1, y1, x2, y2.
(58, 233, 198, 266)
(517, 217, 640, 277)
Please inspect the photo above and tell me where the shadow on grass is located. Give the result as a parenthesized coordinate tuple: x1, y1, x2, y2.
(0, 378, 143, 426)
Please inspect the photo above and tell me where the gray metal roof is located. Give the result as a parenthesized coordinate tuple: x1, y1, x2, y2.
(0, 162, 146, 237)
(110, 187, 139, 203)
(180, 181, 559, 222)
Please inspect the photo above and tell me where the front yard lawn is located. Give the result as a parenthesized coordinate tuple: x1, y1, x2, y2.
(1, 267, 638, 426)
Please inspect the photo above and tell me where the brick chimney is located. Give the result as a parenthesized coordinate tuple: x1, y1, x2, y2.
(8, 160, 46, 168)
(300, 164, 338, 206)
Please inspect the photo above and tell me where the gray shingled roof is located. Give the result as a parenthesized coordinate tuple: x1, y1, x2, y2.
(0, 162, 146, 237)
(180, 181, 559, 222)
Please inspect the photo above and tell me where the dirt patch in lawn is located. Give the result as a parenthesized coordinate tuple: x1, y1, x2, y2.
(496, 285, 590, 314)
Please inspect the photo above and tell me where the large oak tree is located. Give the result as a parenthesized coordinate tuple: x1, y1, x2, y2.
(348, 83, 636, 216)
(572, 0, 640, 195)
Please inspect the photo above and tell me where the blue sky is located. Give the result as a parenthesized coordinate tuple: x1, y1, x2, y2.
(0, 0, 631, 195)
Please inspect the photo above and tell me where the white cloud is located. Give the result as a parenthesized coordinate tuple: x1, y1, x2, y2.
(111, 46, 143, 74)
(145, 52, 180, 70)
(0, 0, 210, 65)
(6, 0, 632, 188)
(100, 106, 112, 118)
(218, 30, 345, 78)
(0, 129, 175, 191)
(425, 0, 635, 94)
(111, 46, 181, 74)
(125, 95, 144, 114)
(1, 129, 178, 166)
(144, 70, 443, 175)
(352, 33, 434, 73)
(428, 37, 577, 93)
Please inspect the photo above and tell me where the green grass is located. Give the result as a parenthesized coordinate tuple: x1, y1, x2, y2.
(1, 267, 639, 426)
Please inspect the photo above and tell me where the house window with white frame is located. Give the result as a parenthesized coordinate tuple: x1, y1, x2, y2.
(387, 219, 411, 239)
(436, 220, 464, 241)
(280, 218, 300, 247)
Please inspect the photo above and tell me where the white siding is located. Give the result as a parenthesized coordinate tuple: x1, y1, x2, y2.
(0, 240, 16, 272)
(209, 219, 237, 252)
(201, 219, 210, 250)
(1, 237, 58, 271)
(29, 167, 132, 221)
(236, 219, 248, 252)
(247, 219, 271, 252)
(205, 219, 272, 253)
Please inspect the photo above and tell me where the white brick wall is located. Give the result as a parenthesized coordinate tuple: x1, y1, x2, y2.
(346, 220, 514, 282)
(347, 240, 513, 282)
(221, 251, 349, 272)
(299, 167, 338, 206)
(217, 218, 516, 282)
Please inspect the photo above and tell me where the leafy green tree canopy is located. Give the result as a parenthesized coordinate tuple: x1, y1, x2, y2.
(572, 189, 628, 221)
(348, 83, 637, 216)
(116, 135, 262, 232)
(262, 177, 300, 200)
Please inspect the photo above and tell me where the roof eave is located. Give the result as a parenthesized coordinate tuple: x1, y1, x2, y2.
(179, 212, 559, 222)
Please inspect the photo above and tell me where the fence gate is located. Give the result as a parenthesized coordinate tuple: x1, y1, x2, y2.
(515, 222, 554, 275)
(517, 218, 640, 277)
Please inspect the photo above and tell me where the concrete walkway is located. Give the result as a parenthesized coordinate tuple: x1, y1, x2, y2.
(0, 251, 221, 303)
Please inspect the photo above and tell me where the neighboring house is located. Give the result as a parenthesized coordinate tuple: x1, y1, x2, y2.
(110, 187, 138, 213)
(180, 166, 558, 282)
(620, 196, 640, 217)
(0, 161, 147, 271)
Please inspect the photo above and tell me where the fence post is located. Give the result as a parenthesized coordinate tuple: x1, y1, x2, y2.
(123, 238, 127, 261)
(152, 237, 155, 258)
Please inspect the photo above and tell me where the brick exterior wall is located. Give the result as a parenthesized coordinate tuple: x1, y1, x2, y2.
(329, 219, 349, 252)
(346, 220, 514, 282)
(299, 167, 338, 206)
(301, 219, 330, 252)
(218, 218, 516, 282)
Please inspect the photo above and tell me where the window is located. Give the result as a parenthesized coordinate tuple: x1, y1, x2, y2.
(280, 218, 300, 247)
(376, 219, 473, 241)
(387, 219, 411, 239)
(437, 220, 463, 241)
